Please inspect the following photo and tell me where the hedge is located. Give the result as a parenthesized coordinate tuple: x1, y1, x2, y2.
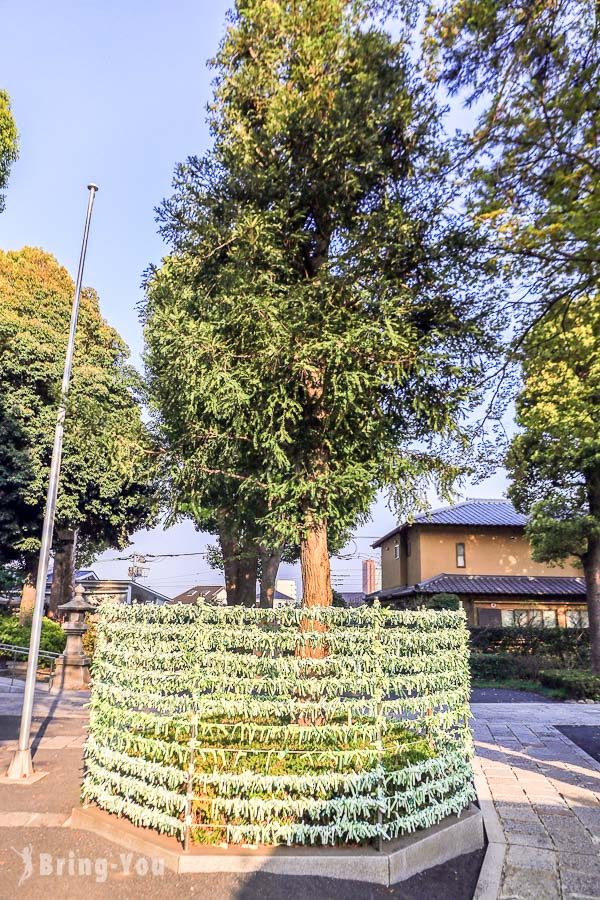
(470, 652, 562, 683)
(539, 669, 600, 701)
(82, 602, 475, 847)
(0, 615, 66, 660)
(469, 626, 589, 665)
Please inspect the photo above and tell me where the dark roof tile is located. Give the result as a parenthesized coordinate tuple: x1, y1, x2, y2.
(372, 499, 527, 547)
(374, 573, 586, 600)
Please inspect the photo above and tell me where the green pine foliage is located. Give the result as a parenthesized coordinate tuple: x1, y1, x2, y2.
(82, 602, 475, 846)
(144, 0, 501, 604)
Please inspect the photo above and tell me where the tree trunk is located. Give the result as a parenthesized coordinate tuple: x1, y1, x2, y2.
(48, 528, 78, 618)
(583, 535, 600, 674)
(218, 512, 259, 606)
(238, 545, 259, 607)
(18, 554, 39, 624)
(219, 524, 241, 606)
(584, 474, 600, 674)
(259, 546, 282, 608)
(300, 515, 332, 607)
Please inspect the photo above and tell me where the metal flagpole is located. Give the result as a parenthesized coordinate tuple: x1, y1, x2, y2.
(6, 183, 98, 781)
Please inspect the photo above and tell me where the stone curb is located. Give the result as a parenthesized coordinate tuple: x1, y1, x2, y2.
(473, 757, 506, 900)
(70, 804, 483, 884)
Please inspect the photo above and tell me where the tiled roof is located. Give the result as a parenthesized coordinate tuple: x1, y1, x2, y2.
(170, 585, 226, 604)
(372, 499, 527, 547)
(376, 573, 586, 600)
(47, 568, 99, 582)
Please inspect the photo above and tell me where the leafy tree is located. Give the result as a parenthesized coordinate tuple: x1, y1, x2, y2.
(0, 89, 18, 213)
(332, 589, 351, 608)
(145, 0, 499, 606)
(426, 0, 599, 329)
(0, 248, 159, 619)
(507, 297, 600, 672)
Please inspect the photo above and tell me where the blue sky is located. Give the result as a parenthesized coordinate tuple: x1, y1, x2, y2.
(1, 0, 509, 597)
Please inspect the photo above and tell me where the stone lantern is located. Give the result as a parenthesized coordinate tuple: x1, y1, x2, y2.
(53, 584, 95, 691)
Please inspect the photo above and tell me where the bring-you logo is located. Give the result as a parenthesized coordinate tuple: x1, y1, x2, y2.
(11, 844, 164, 886)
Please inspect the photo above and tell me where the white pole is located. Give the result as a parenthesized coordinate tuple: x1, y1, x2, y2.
(6, 184, 98, 780)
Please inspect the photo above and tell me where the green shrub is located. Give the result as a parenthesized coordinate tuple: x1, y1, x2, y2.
(470, 626, 589, 666)
(539, 669, 600, 701)
(470, 652, 556, 682)
(428, 593, 460, 611)
(82, 616, 97, 658)
(391, 593, 460, 612)
(0, 615, 66, 660)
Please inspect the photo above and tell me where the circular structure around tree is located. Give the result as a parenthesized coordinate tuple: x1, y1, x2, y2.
(82, 603, 475, 847)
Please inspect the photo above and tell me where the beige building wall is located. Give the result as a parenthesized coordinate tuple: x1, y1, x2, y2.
(379, 537, 408, 589)
(416, 526, 580, 582)
(378, 525, 580, 590)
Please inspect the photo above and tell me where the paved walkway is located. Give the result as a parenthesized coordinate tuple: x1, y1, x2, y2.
(0, 682, 483, 899)
(472, 702, 600, 900)
(2, 680, 600, 898)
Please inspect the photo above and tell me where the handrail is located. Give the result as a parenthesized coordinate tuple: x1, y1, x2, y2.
(0, 642, 61, 691)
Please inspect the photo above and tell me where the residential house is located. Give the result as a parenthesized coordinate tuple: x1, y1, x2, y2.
(170, 585, 227, 605)
(370, 499, 587, 627)
(0, 568, 169, 612)
(45, 569, 169, 606)
(270, 589, 298, 608)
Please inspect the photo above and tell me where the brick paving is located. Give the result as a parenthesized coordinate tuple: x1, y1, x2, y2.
(473, 704, 600, 899)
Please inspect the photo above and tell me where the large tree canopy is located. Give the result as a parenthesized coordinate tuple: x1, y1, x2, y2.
(507, 296, 600, 670)
(0, 247, 158, 613)
(426, 0, 599, 329)
(145, 0, 500, 605)
(0, 89, 18, 213)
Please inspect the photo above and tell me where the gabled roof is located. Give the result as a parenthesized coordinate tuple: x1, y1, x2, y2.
(47, 568, 99, 583)
(374, 572, 586, 600)
(170, 585, 226, 604)
(372, 499, 527, 547)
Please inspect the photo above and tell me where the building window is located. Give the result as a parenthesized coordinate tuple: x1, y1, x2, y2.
(394, 541, 400, 559)
(543, 610, 558, 628)
(456, 542, 466, 568)
(566, 609, 589, 628)
(506, 609, 544, 627)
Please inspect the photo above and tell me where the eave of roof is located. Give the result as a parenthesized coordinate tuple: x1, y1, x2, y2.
(372, 572, 586, 600)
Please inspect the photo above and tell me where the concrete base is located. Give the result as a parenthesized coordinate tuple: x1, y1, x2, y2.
(51, 657, 91, 692)
(0, 770, 49, 785)
(71, 804, 483, 884)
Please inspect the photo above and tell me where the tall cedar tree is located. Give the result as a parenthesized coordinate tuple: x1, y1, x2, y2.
(144, 0, 499, 605)
(0, 248, 159, 618)
(0, 89, 18, 213)
(507, 298, 600, 672)
(426, 0, 599, 330)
